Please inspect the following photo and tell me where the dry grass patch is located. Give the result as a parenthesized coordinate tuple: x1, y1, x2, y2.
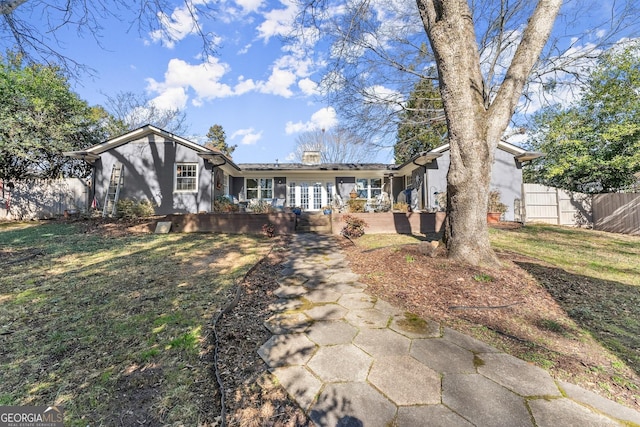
(0, 222, 270, 425)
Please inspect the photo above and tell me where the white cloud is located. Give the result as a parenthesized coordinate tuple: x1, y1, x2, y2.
(234, 76, 257, 95)
(235, 0, 263, 13)
(231, 128, 263, 145)
(258, 68, 297, 97)
(257, 0, 298, 43)
(146, 58, 235, 105)
(238, 43, 252, 55)
(150, 87, 189, 110)
(149, 5, 200, 48)
(146, 36, 322, 107)
(298, 78, 318, 96)
(363, 85, 403, 109)
(520, 41, 603, 115)
(285, 107, 337, 134)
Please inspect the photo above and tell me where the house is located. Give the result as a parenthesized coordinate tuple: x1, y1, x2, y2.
(401, 141, 543, 221)
(64, 125, 241, 215)
(65, 125, 542, 220)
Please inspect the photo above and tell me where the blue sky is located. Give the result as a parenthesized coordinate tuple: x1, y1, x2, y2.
(41, 0, 340, 164)
(4, 0, 637, 164)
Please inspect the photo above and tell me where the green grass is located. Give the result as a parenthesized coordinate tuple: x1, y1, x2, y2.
(491, 224, 640, 379)
(356, 233, 425, 250)
(0, 222, 269, 425)
(473, 273, 493, 282)
(489, 224, 640, 286)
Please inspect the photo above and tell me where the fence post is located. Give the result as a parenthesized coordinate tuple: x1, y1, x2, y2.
(555, 187, 561, 225)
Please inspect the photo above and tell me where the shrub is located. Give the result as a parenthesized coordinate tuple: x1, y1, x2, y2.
(346, 199, 366, 213)
(392, 202, 409, 212)
(488, 190, 508, 213)
(262, 222, 275, 238)
(341, 214, 368, 238)
(213, 196, 239, 213)
(116, 199, 155, 218)
(248, 199, 274, 213)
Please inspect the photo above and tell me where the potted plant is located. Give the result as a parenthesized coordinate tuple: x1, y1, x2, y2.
(322, 206, 332, 215)
(487, 190, 508, 223)
(392, 202, 409, 213)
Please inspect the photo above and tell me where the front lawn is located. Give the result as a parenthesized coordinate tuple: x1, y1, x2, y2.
(0, 222, 270, 425)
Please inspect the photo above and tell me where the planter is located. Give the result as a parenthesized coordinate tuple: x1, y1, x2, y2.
(323, 209, 332, 215)
(487, 212, 502, 223)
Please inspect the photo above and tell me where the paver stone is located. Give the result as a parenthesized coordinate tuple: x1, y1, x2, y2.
(529, 397, 620, 427)
(258, 333, 317, 368)
(270, 366, 322, 412)
(368, 356, 440, 405)
(354, 328, 411, 358)
(411, 338, 476, 373)
(306, 320, 358, 346)
(310, 382, 396, 427)
(477, 353, 561, 397)
(307, 344, 372, 382)
(442, 373, 533, 427)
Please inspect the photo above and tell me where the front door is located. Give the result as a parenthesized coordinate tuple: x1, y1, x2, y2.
(290, 181, 333, 211)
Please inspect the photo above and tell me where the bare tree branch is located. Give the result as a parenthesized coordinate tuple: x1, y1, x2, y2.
(0, 0, 219, 77)
(293, 127, 376, 163)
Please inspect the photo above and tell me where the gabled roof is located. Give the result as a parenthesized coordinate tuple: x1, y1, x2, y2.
(65, 126, 541, 175)
(429, 140, 543, 162)
(64, 124, 241, 171)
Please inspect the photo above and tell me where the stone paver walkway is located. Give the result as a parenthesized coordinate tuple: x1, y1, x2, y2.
(258, 234, 640, 427)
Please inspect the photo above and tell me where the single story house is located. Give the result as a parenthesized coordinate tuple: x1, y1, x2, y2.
(65, 125, 541, 221)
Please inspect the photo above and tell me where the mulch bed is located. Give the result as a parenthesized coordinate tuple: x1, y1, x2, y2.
(210, 236, 311, 426)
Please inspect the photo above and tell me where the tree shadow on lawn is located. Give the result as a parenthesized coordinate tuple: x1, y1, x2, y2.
(515, 261, 640, 378)
(0, 223, 269, 425)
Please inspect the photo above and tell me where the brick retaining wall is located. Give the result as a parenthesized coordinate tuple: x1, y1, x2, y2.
(164, 213, 297, 234)
(331, 212, 446, 235)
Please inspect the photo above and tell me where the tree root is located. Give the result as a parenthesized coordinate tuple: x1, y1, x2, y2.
(448, 301, 523, 310)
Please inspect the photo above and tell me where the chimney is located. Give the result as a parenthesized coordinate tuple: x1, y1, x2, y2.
(302, 151, 321, 165)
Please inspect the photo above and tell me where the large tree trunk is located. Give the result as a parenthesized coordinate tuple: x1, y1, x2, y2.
(416, 0, 561, 266)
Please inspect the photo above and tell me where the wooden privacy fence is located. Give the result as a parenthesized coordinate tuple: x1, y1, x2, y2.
(0, 178, 89, 220)
(592, 193, 640, 235)
(522, 184, 592, 226)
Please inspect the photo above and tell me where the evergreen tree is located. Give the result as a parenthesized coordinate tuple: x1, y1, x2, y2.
(394, 78, 447, 164)
(205, 124, 236, 157)
(0, 52, 104, 180)
(526, 42, 640, 192)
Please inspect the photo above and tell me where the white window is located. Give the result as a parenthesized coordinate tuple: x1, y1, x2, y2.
(301, 183, 309, 209)
(246, 178, 273, 200)
(313, 183, 322, 208)
(356, 178, 382, 199)
(370, 178, 382, 197)
(288, 182, 296, 206)
(175, 163, 197, 192)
